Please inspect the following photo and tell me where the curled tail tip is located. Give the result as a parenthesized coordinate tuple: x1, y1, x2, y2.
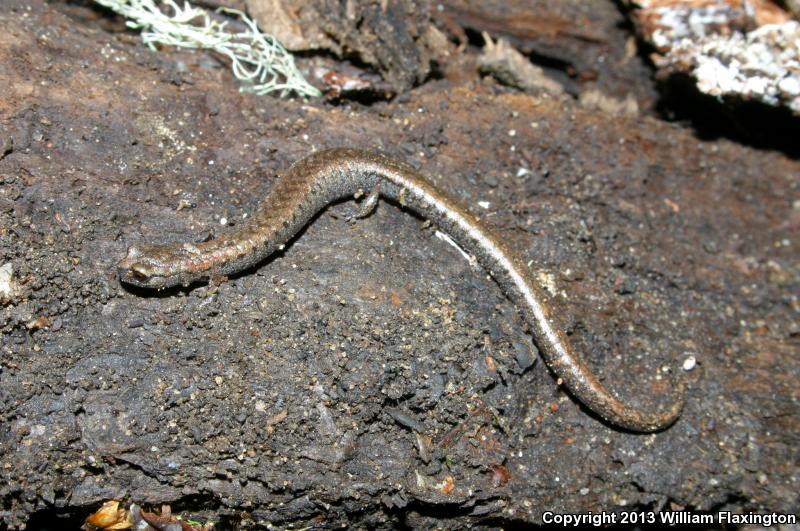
(651, 395, 685, 432)
(622, 378, 686, 433)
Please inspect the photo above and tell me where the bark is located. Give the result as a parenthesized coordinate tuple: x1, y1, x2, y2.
(0, 0, 797, 528)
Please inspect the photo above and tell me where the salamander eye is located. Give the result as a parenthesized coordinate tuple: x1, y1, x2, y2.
(129, 263, 153, 280)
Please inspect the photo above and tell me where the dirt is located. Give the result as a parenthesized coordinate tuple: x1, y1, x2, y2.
(0, 0, 798, 529)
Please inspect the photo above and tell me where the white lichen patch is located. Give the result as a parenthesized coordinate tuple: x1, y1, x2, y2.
(633, 0, 799, 113)
(93, 0, 320, 98)
(665, 21, 800, 113)
(648, 3, 748, 51)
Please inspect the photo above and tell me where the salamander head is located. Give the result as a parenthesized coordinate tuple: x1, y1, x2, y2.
(117, 244, 178, 290)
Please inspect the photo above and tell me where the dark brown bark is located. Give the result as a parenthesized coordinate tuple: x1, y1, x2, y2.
(0, 0, 797, 528)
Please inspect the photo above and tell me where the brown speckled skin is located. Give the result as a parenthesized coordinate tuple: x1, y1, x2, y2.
(118, 148, 684, 432)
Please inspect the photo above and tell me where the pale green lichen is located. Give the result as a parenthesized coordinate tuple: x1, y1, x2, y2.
(93, 0, 320, 98)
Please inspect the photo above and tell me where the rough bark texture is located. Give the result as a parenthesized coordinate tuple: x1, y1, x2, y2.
(437, 0, 661, 110)
(0, 0, 798, 528)
(246, 0, 434, 93)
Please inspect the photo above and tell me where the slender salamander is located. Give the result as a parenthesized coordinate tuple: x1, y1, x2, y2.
(118, 148, 684, 432)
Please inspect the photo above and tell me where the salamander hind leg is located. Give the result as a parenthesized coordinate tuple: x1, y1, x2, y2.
(354, 184, 381, 219)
